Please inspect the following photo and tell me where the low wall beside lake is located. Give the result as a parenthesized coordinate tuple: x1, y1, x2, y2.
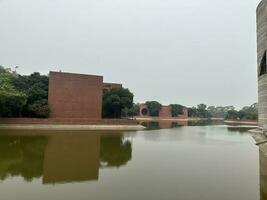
(0, 118, 139, 125)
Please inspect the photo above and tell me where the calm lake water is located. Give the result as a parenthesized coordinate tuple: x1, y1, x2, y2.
(0, 124, 262, 200)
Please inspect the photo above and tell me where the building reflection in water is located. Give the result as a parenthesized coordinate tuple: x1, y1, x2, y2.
(139, 119, 224, 130)
(0, 131, 132, 184)
(140, 121, 188, 130)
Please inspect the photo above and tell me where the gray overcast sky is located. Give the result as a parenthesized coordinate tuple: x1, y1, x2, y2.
(0, 0, 261, 108)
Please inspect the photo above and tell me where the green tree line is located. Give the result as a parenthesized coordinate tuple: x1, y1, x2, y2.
(225, 103, 258, 120)
(102, 88, 134, 118)
(0, 66, 135, 119)
(188, 103, 258, 120)
(0, 66, 258, 121)
(127, 101, 186, 117)
(0, 66, 49, 118)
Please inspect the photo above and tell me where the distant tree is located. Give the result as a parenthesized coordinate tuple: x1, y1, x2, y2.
(226, 109, 240, 120)
(13, 72, 48, 94)
(145, 101, 162, 117)
(12, 72, 49, 117)
(0, 72, 27, 117)
(170, 104, 184, 117)
(188, 104, 211, 118)
(27, 83, 48, 105)
(0, 65, 7, 73)
(188, 107, 198, 117)
(102, 88, 134, 118)
(0, 74, 12, 91)
(196, 104, 211, 118)
(122, 103, 140, 117)
(225, 103, 258, 120)
(0, 91, 27, 117)
(207, 106, 235, 118)
(27, 99, 50, 118)
(238, 103, 258, 120)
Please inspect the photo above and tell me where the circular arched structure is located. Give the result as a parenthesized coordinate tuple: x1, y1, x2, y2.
(141, 108, 148, 116)
(139, 104, 149, 117)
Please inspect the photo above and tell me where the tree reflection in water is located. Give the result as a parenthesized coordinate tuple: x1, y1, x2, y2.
(100, 136, 132, 167)
(0, 136, 47, 181)
(0, 132, 132, 184)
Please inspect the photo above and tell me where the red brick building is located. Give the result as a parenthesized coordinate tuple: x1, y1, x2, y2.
(179, 108, 188, 119)
(48, 71, 103, 119)
(103, 83, 122, 92)
(138, 104, 188, 119)
(159, 106, 172, 118)
(139, 104, 149, 116)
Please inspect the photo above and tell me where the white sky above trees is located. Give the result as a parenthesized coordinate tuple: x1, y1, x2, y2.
(0, 0, 261, 108)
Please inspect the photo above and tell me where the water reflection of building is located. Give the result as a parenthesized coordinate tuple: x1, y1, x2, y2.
(140, 121, 188, 129)
(43, 134, 100, 184)
(0, 131, 132, 184)
(158, 121, 173, 129)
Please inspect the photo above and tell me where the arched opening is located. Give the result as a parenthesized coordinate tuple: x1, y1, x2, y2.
(259, 50, 267, 76)
(141, 108, 148, 116)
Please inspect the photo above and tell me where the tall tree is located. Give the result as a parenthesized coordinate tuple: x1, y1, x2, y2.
(0, 65, 7, 73)
(170, 104, 184, 117)
(12, 72, 49, 117)
(102, 88, 134, 118)
(0, 73, 27, 117)
(145, 101, 162, 117)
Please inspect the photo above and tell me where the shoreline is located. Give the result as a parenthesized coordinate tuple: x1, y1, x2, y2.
(0, 118, 145, 131)
(0, 124, 145, 131)
(224, 120, 258, 126)
(134, 117, 224, 122)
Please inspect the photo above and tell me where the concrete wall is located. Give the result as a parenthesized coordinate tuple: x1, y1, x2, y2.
(260, 149, 267, 199)
(259, 74, 267, 129)
(257, 0, 267, 71)
(48, 71, 103, 119)
(257, 0, 267, 130)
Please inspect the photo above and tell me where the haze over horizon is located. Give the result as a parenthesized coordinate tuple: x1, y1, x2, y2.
(0, 0, 261, 108)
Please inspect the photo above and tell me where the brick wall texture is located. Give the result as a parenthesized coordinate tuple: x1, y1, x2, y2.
(103, 83, 122, 91)
(159, 106, 172, 118)
(48, 71, 103, 119)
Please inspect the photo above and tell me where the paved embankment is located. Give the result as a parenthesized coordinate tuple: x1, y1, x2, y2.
(0, 124, 145, 131)
(0, 118, 145, 131)
(249, 128, 267, 155)
(225, 120, 258, 126)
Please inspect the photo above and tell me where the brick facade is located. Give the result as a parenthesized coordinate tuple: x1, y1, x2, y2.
(139, 104, 149, 116)
(138, 104, 188, 119)
(48, 71, 103, 119)
(159, 106, 172, 118)
(179, 108, 188, 119)
(103, 83, 122, 92)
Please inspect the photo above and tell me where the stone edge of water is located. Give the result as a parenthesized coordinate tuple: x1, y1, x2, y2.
(0, 124, 146, 131)
(249, 128, 267, 156)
